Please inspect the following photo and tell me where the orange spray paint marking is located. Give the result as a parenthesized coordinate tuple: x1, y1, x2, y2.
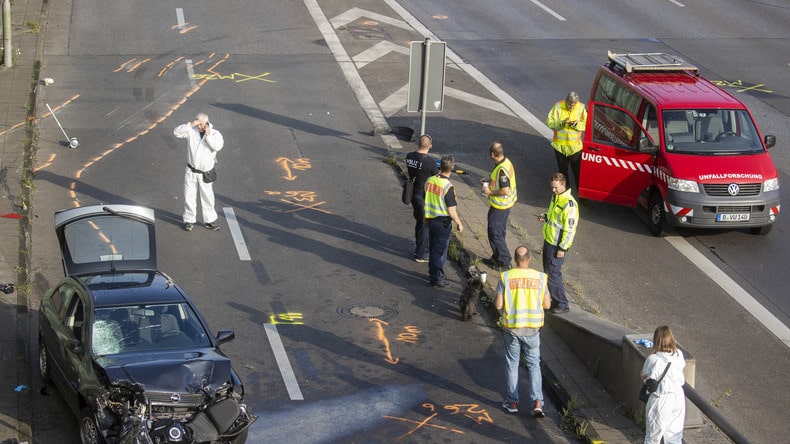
(369, 318, 399, 364)
(275, 157, 311, 180)
(113, 59, 136, 73)
(397, 326, 421, 344)
(444, 404, 493, 425)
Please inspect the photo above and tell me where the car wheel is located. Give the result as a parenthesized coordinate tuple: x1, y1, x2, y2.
(79, 407, 106, 444)
(648, 193, 666, 237)
(39, 336, 51, 384)
(750, 225, 772, 235)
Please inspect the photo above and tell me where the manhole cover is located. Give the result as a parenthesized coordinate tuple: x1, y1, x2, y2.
(337, 303, 398, 320)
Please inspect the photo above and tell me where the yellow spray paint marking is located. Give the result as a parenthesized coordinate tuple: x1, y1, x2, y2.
(275, 157, 311, 180)
(269, 312, 304, 325)
(192, 72, 275, 83)
(264, 191, 330, 214)
(369, 318, 399, 364)
(711, 79, 773, 94)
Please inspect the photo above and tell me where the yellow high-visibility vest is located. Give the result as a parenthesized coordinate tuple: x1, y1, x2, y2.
(547, 100, 587, 156)
(488, 158, 517, 210)
(424, 175, 451, 218)
(542, 189, 578, 250)
(500, 268, 547, 329)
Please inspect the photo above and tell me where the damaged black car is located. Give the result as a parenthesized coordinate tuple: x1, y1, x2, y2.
(38, 204, 255, 443)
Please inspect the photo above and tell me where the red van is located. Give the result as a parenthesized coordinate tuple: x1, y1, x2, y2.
(579, 52, 779, 235)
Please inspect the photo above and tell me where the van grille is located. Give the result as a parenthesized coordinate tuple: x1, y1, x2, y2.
(703, 183, 761, 197)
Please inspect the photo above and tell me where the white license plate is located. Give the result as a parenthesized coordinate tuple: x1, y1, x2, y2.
(717, 213, 750, 222)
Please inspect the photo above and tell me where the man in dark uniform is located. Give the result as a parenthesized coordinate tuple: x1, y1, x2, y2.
(406, 134, 439, 262)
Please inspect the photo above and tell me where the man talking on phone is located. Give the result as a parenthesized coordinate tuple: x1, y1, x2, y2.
(174, 112, 224, 231)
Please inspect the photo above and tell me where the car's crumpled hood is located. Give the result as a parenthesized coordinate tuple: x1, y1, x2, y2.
(97, 350, 233, 394)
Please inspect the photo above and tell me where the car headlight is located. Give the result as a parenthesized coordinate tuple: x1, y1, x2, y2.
(668, 177, 700, 193)
(764, 178, 779, 192)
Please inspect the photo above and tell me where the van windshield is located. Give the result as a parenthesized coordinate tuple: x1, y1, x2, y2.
(662, 109, 763, 155)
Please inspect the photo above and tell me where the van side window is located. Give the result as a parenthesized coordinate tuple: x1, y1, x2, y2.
(593, 73, 642, 116)
(591, 104, 646, 151)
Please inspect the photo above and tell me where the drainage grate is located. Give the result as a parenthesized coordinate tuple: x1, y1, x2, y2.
(337, 303, 398, 320)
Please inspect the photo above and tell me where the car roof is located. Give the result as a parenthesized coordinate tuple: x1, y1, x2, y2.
(54, 204, 157, 276)
(80, 272, 189, 307)
(605, 68, 745, 109)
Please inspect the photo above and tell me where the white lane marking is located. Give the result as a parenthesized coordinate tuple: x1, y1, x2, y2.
(530, 0, 567, 21)
(352, 41, 409, 69)
(445, 87, 516, 116)
(330, 7, 412, 31)
(668, 0, 686, 7)
(666, 236, 790, 348)
(303, 0, 400, 148)
(223, 207, 250, 261)
(176, 8, 186, 31)
(382, 0, 553, 139)
(264, 323, 305, 400)
(185, 59, 196, 87)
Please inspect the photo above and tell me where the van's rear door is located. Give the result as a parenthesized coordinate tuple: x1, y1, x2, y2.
(579, 102, 655, 207)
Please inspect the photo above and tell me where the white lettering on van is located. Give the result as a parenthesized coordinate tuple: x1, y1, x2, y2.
(581, 152, 603, 163)
(698, 173, 763, 181)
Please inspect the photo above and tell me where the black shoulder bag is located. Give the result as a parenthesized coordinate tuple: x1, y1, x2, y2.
(639, 361, 671, 403)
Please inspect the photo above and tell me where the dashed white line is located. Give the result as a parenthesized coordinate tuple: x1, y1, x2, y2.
(530, 0, 567, 21)
(264, 323, 305, 400)
(223, 207, 250, 261)
(175, 8, 186, 31)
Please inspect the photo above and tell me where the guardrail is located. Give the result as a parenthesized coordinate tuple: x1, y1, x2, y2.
(683, 383, 749, 444)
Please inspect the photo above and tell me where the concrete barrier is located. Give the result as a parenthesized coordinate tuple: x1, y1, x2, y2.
(546, 308, 702, 428)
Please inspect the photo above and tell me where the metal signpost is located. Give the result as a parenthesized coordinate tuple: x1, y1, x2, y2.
(408, 38, 446, 136)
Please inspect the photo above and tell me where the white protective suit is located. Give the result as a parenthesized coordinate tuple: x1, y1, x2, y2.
(173, 121, 224, 224)
(641, 350, 686, 444)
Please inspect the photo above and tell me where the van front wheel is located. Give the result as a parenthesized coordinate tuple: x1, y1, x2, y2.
(648, 194, 665, 237)
(750, 225, 772, 235)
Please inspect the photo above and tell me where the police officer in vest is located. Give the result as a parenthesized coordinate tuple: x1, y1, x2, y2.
(424, 156, 464, 287)
(495, 245, 551, 417)
(546, 91, 587, 192)
(481, 141, 517, 270)
(539, 172, 579, 314)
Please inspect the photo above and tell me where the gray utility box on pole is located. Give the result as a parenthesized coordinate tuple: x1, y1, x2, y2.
(407, 40, 446, 113)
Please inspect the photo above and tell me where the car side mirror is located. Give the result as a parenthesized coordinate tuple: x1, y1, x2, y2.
(638, 137, 658, 155)
(216, 330, 235, 345)
(63, 337, 82, 354)
(764, 135, 776, 149)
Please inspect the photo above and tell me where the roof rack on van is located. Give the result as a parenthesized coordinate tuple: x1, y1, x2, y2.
(607, 51, 699, 74)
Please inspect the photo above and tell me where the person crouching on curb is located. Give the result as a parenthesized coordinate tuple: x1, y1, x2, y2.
(495, 245, 551, 417)
(423, 156, 463, 287)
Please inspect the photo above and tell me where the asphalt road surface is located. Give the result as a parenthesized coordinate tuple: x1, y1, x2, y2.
(29, 0, 790, 442)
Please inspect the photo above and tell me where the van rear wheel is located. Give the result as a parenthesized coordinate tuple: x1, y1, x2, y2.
(648, 194, 666, 237)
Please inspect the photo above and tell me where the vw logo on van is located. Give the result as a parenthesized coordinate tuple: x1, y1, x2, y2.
(727, 183, 740, 196)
